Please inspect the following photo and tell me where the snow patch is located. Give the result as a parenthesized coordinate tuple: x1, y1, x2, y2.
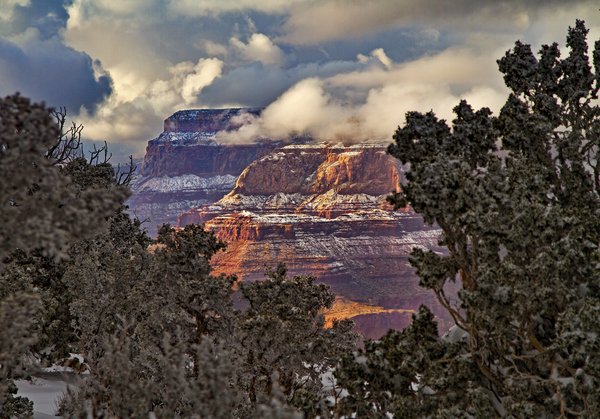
(133, 174, 237, 194)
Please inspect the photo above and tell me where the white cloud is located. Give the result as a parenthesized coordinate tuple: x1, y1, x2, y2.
(356, 48, 392, 69)
(203, 40, 229, 57)
(229, 33, 286, 67)
(178, 58, 224, 104)
(219, 46, 510, 144)
(49, 0, 600, 157)
(71, 57, 223, 155)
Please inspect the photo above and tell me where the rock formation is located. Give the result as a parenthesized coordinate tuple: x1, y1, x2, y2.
(127, 108, 302, 235)
(128, 108, 455, 339)
(179, 143, 454, 339)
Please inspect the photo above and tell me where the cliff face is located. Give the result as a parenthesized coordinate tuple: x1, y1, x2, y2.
(127, 108, 290, 235)
(129, 108, 453, 339)
(162, 108, 262, 135)
(138, 141, 281, 179)
(178, 144, 454, 337)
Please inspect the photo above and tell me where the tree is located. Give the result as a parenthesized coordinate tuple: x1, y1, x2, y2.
(60, 226, 357, 418)
(58, 222, 239, 418)
(0, 94, 129, 265)
(236, 263, 358, 417)
(336, 20, 600, 418)
(0, 94, 135, 417)
(133, 223, 236, 352)
(0, 293, 40, 418)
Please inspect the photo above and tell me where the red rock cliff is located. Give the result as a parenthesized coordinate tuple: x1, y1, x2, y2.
(128, 108, 300, 236)
(178, 144, 455, 338)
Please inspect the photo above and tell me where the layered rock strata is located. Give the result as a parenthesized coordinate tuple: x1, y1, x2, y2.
(127, 108, 299, 235)
(179, 143, 453, 338)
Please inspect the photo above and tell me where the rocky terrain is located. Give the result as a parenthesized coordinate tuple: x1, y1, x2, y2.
(128, 109, 454, 339)
(178, 143, 454, 338)
(127, 109, 302, 235)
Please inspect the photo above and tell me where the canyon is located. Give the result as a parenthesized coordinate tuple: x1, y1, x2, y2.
(128, 108, 305, 235)
(128, 109, 453, 340)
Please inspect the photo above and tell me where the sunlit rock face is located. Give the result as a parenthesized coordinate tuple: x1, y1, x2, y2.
(178, 143, 454, 338)
(127, 109, 293, 235)
(129, 109, 454, 338)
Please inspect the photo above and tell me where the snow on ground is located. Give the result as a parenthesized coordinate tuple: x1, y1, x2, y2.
(15, 374, 77, 418)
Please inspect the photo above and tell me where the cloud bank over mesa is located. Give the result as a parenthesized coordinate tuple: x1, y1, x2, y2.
(0, 0, 599, 160)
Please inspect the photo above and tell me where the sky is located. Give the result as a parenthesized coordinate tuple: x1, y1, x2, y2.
(1, 0, 599, 162)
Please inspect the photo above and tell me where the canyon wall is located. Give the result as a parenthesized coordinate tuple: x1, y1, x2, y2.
(128, 108, 455, 339)
(178, 144, 454, 339)
(127, 109, 299, 235)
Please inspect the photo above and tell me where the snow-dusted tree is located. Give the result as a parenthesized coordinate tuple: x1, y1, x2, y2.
(0, 95, 136, 360)
(336, 20, 600, 418)
(0, 94, 132, 416)
(58, 223, 239, 417)
(132, 223, 237, 355)
(63, 208, 154, 358)
(0, 293, 40, 418)
(0, 94, 129, 266)
(236, 263, 358, 418)
(62, 232, 357, 418)
(58, 321, 238, 419)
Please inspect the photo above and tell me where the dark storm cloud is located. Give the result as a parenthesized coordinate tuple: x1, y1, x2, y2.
(199, 60, 370, 107)
(0, 36, 112, 114)
(7, 0, 73, 40)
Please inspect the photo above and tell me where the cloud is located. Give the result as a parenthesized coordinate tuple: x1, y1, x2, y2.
(0, 0, 112, 113)
(357, 48, 392, 69)
(1, 0, 598, 161)
(229, 33, 286, 67)
(176, 58, 224, 104)
(0, 33, 112, 113)
(2, 0, 72, 39)
(198, 58, 366, 108)
(277, 0, 592, 45)
(71, 57, 224, 155)
(217, 46, 510, 144)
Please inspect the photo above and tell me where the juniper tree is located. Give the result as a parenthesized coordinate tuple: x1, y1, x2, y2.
(131, 224, 237, 355)
(0, 94, 129, 266)
(59, 223, 239, 418)
(0, 293, 40, 418)
(236, 263, 358, 418)
(61, 235, 357, 418)
(336, 20, 600, 418)
(0, 94, 134, 416)
(58, 321, 239, 419)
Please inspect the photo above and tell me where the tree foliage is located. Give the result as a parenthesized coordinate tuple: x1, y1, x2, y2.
(0, 94, 129, 265)
(0, 94, 137, 417)
(237, 263, 357, 417)
(335, 20, 600, 418)
(59, 224, 357, 418)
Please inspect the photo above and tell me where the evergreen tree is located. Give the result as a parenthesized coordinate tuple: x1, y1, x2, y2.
(0, 94, 135, 417)
(0, 94, 129, 265)
(236, 263, 357, 418)
(335, 20, 600, 418)
(60, 227, 357, 418)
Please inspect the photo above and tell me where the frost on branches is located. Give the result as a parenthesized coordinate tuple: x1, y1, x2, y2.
(335, 20, 600, 418)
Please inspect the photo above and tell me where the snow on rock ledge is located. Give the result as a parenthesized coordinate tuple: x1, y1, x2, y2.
(177, 144, 455, 339)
